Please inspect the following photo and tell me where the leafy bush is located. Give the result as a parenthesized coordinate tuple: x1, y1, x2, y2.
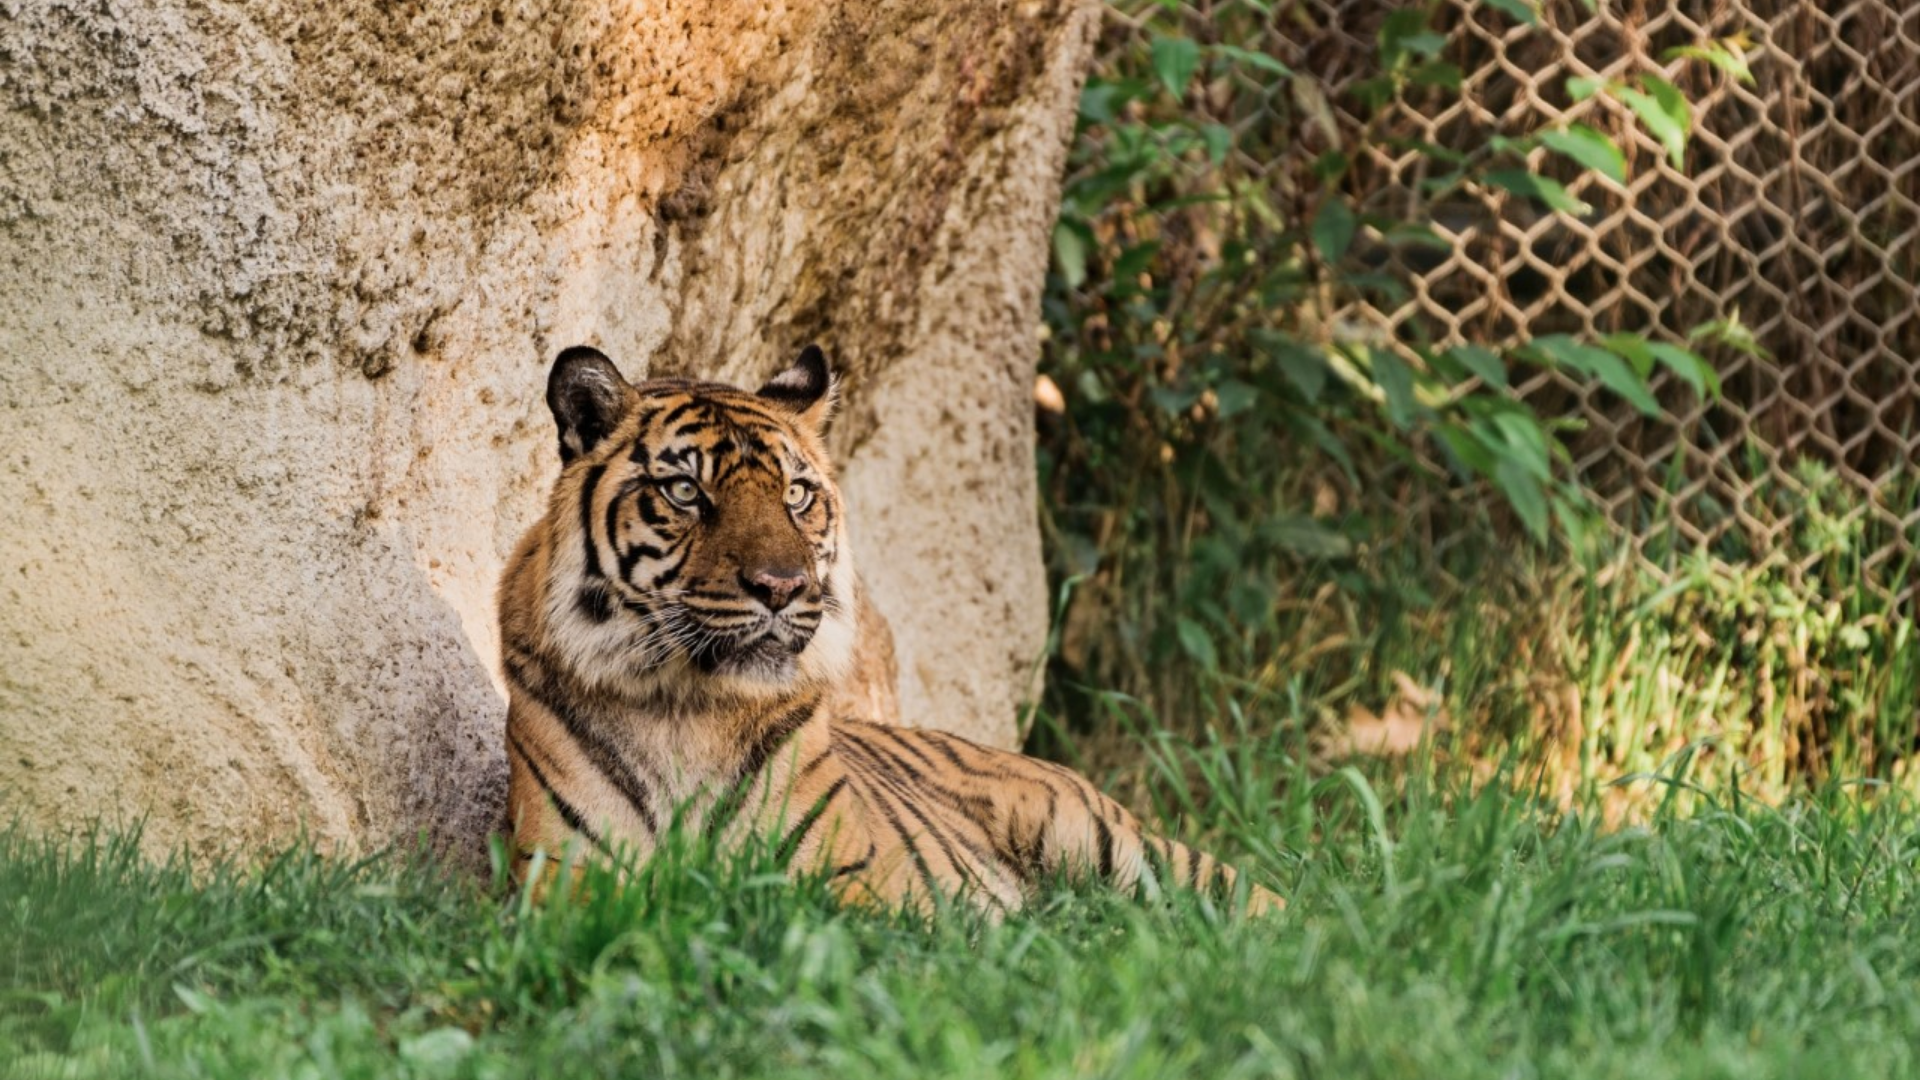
(1032, 2, 1914, 801)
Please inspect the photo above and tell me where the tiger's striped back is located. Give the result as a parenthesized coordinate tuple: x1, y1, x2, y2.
(500, 346, 1281, 916)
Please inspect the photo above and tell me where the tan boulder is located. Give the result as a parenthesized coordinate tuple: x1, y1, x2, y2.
(0, 0, 1097, 863)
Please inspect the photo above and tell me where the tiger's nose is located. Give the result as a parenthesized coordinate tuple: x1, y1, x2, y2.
(742, 568, 808, 611)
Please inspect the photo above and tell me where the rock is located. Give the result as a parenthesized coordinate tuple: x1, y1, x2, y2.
(0, 0, 1097, 865)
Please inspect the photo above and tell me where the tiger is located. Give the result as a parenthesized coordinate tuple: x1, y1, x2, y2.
(498, 344, 1283, 916)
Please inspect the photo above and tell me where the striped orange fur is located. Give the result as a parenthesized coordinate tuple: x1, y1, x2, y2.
(500, 345, 1282, 916)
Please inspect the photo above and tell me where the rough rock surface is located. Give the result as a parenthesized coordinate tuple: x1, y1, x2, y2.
(0, 0, 1098, 862)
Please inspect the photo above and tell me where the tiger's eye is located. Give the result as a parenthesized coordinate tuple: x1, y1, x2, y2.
(785, 482, 812, 511)
(665, 479, 700, 506)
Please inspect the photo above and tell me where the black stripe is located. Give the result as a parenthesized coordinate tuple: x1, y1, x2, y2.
(741, 698, 820, 778)
(844, 728, 998, 822)
(617, 542, 667, 579)
(831, 843, 876, 878)
(508, 732, 608, 852)
(1027, 813, 1051, 873)
(576, 583, 613, 623)
(1186, 844, 1202, 889)
(656, 400, 701, 430)
(704, 697, 819, 842)
(505, 658, 659, 835)
(999, 810, 1049, 877)
(636, 490, 670, 527)
(794, 747, 835, 783)
(836, 733, 998, 883)
(1095, 815, 1115, 880)
(840, 755, 942, 899)
(843, 725, 924, 782)
(873, 725, 940, 770)
(1053, 773, 1103, 840)
(777, 777, 848, 864)
(998, 814, 1024, 870)
(602, 482, 628, 574)
(920, 731, 1006, 779)
(579, 464, 607, 579)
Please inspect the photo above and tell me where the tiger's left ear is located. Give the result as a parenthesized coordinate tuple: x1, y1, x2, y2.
(756, 344, 836, 431)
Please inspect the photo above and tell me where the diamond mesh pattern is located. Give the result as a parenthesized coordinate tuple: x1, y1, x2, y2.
(1089, 0, 1918, 605)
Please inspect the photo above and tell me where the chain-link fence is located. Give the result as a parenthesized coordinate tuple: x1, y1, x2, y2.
(1095, 0, 1918, 605)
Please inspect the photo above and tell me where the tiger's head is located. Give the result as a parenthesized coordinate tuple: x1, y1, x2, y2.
(518, 344, 857, 702)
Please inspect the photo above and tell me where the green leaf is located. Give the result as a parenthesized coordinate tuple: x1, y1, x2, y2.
(1437, 424, 1496, 476)
(1214, 378, 1260, 418)
(1488, 134, 1538, 157)
(1399, 32, 1448, 58)
(1600, 332, 1656, 377)
(1646, 342, 1722, 397)
(1379, 9, 1444, 68)
(1410, 61, 1463, 90)
(1540, 124, 1628, 183)
(1313, 150, 1352, 182)
(1312, 200, 1357, 263)
(1149, 383, 1201, 416)
(1480, 0, 1539, 23)
(1619, 76, 1691, 168)
(1689, 312, 1772, 359)
(1529, 334, 1659, 416)
(1495, 457, 1550, 542)
(1200, 123, 1233, 166)
(1444, 344, 1508, 389)
(1553, 493, 1594, 552)
(1077, 80, 1134, 125)
(1260, 334, 1328, 404)
(1664, 40, 1755, 84)
(1151, 35, 1202, 98)
(1566, 76, 1608, 102)
(1369, 347, 1420, 428)
(1051, 221, 1089, 289)
(1175, 617, 1218, 669)
(1490, 410, 1552, 480)
(1484, 170, 1592, 216)
(1384, 222, 1452, 250)
(1211, 43, 1293, 78)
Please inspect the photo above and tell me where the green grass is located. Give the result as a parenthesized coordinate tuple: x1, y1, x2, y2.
(6, 756, 1919, 1080)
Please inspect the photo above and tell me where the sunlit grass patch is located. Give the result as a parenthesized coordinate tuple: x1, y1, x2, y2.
(6, 757, 1919, 1079)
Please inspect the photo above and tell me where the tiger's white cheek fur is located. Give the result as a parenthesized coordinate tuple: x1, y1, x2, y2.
(536, 492, 697, 699)
(798, 545, 858, 688)
(540, 490, 856, 702)
(540, 526, 644, 691)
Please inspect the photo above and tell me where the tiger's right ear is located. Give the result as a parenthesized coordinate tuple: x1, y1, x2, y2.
(546, 346, 636, 464)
